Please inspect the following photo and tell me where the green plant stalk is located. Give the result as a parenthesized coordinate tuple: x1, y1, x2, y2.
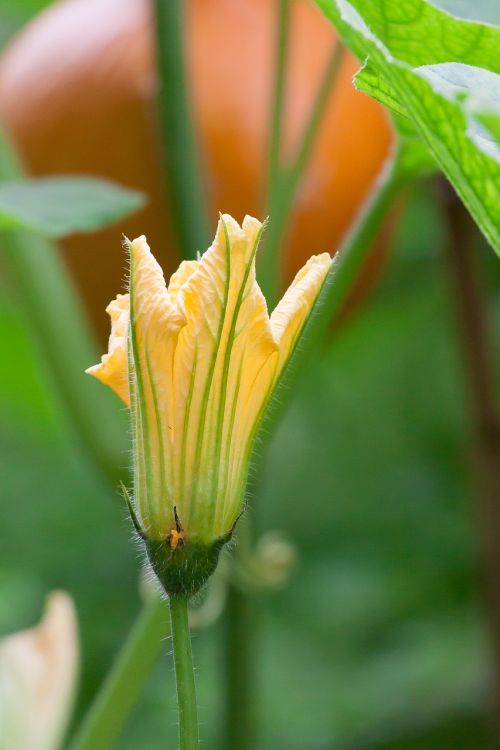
(223, 516, 258, 750)
(69, 596, 168, 750)
(261, 41, 345, 307)
(222, 29, 346, 750)
(0, 127, 127, 485)
(312, 152, 402, 325)
(154, 0, 210, 261)
(266, 0, 291, 193)
(170, 597, 199, 750)
(270, 147, 404, 422)
(223, 588, 257, 750)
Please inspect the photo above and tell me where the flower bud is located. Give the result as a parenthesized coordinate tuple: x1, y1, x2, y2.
(88, 214, 330, 597)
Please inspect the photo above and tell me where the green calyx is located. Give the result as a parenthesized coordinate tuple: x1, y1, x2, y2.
(122, 485, 232, 598)
(144, 533, 231, 599)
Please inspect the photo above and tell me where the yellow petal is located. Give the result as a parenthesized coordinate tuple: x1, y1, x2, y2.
(271, 252, 332, 376)
(171, 214, 278, 536)
(87, 217, 331, 543)
(0, 592, 78, 750)
(167, 258, 199, 301)
(128, 235, 185, 534)
(222, 252, 331, 525)
(86, 292, 130, 405)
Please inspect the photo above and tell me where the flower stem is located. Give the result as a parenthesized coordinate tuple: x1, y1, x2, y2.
(222, 516, 258, 750)
(169, 597, 199, 750)
(266, 0, 291, 193)
(154, 0, 210, 260)
(261, 36, 345, 307)
(223, 583, 258, 750)
(69, 596, 168, 750)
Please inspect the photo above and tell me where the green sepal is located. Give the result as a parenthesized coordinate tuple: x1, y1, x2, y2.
(120, 483, 233, 598)
(144, 534, 232, 599)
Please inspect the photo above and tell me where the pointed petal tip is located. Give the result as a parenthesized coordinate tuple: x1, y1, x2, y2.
(242, 214, 263, 231)
(84, 363, 98, 377)
(129, 234, 150, 257)
(217, 213, 264, 238)
(42, 591, 77, 634)
(269, 251, 332, 352)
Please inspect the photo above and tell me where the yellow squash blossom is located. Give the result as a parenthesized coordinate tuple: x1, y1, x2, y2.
(87, 214, 330, 595)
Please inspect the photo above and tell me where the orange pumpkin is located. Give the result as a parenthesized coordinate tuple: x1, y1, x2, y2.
(0, 0, 392, 339)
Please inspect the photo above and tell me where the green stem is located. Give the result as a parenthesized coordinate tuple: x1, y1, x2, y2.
(154, 0, 210, 260)
(314, 151, 403, 325)
(261, 41, 345, 306)
(223, 584, 257, 750)
(170, 597, 199, 750)
(222, 516, 257, 750)
(68, 596, 168, 750)
(266, 0, 291, 194)
(0, 128, 128, 486)
(265, 145, 405, 443)
(289, 43, 345, 190)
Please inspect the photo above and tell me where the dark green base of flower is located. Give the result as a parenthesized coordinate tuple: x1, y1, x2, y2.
(144, 534, 231, 599)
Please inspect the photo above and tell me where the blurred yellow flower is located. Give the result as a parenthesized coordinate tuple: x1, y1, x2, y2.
(0, 592, 78, 750)
(87, 214, 330, 585)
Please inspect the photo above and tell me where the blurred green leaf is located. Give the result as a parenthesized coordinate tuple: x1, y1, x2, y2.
(0, 177, 145, 237)
(315, 0, 500, 257)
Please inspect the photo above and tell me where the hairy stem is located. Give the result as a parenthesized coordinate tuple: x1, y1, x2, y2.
(170, 597, 199, 750)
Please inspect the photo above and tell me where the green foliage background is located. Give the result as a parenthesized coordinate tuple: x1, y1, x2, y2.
(0, 2, 499, 749)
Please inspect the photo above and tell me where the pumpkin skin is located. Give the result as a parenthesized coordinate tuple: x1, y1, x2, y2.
(0, 0, 392, 339)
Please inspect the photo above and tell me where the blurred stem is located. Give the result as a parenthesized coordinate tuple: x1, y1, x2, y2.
(261, 37, 345, 307)
(441, 185, 500, 739)
(312, 150, 401, 324)
(224, 585, 258, 750)
(223, 518, 257, 750)
(69, 596, 168, 750)
(154, 0, 210, 260)
(268, 146, 404, 429)
(267, 0, 291, 191)
(0, 127, 127, 486)
(170, 597, 199, 750)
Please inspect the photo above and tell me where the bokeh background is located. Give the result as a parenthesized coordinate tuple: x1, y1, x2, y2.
(1, 1, 499, 749)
